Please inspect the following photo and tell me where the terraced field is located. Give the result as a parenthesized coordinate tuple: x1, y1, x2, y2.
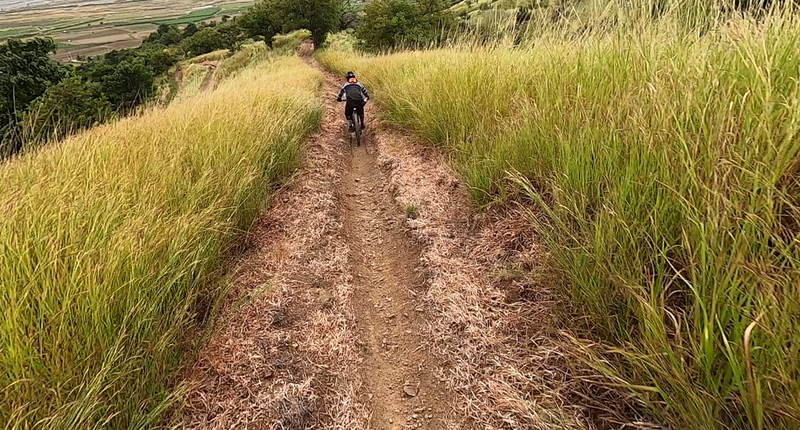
(0, 0, 252, 60)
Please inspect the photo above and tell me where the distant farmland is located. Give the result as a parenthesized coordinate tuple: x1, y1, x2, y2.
(0, 0, 253, 61)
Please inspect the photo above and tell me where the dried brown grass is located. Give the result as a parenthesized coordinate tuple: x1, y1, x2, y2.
(177, 74, 368, 429)
(371, 122, 590, 429)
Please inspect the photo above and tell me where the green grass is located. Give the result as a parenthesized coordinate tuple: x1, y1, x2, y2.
(113, 6, 222, 27)
(272, 29, 312, 52)
(0, 26, 40, 41)
(0, 56, 322, 429)
(318, 4, 800, 429)
(152, 6, 222, 25)
(219, 2, 255, 14)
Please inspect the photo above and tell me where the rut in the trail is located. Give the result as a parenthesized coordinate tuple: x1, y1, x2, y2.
(178, 58, 456, 430)
(341, 130, 451, 430)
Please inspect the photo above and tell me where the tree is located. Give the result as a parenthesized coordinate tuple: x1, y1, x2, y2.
(23, 76, 111, 142)
(183, 23, 199, 38)
(216, 22, 245, 49)
(100, 61, 154, 111)
(237, 1, 278, 40)
(269, 0, 341, 48)
(356, 0, 454, 51)
(156, 24, 171, 35)
(339, 0, 362, 30)
(143, 49, 177, 75)
(357, 0, 419, 51)
(0, 38, 66, 149)
(182, 27, 225, 56)
(160, 27, 183, 46)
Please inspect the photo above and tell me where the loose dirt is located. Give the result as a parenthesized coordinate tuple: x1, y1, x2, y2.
(342, 126, 452, 429)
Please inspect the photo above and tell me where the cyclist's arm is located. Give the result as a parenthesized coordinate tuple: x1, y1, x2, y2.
(336, 85, 346, 102)
(361, 84, 370, 101)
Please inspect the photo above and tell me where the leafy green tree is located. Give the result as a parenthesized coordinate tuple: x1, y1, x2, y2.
(100, 61, 154, 111)
(0, 38, 66, 144)
(339, 0, 362, 30)
(143, 49, 178, 75)
(269, 0, 341, 48)
(216, 22, 245, 48)
(104, 48, 136, 66)
(356, 0, 454, 51)
(182, 27, 225, 56)
(23, 76, 111, 142)
(183, 22, 199, 38)
(161, 27, 184, 46)
(237, 1, 278, 40)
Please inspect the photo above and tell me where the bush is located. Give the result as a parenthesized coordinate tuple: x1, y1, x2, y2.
(22, 76, 111, 143)
(182, 27, 226, 56)
(0, 38, 66, 153)
(355, 0, 455, 52)
(99, 60, 155, 111)
(325, 29, 358, 52)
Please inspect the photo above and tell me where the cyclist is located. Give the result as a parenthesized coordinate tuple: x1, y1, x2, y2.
(336, 71, 370, 132)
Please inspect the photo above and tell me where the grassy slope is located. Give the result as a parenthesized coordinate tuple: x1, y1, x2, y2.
(318, 10, 800, 429)
(0, 56, 322, 429)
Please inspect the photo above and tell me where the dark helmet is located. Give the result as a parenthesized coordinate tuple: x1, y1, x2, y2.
(346, 71, 356, 80)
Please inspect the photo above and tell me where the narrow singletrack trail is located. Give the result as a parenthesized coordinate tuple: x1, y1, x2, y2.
(178, 57, 458, 429)
(199, 61, 218, 91)
(341, 111, 451, 430)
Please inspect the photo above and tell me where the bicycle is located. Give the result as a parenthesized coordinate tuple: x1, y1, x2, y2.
(338, 100, 366, 147)
(352, 106, 364, 147)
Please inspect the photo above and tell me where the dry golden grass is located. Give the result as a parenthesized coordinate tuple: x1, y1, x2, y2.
(178, 65, 369, 429)
(0, 55, 322, 429)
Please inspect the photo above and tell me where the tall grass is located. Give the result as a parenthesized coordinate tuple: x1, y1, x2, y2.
(318, 7, 800, 429)
(215, 41, 271, 83)
(0, 56, 322, 428)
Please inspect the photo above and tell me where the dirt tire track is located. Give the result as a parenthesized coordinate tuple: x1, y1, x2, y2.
(178, 56, 460, 429)
(364, 99, 589, 430)
(199, 61, 218, 92)
(341, 119, 452, 430)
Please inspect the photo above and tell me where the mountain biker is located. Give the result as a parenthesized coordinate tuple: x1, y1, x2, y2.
(336, 71, 370, 132)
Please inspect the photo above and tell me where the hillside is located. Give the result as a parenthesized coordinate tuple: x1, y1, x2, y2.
(0, 0, 252, 60)
(317, 10, 800, 428)
(2, 0, 800, 428)
(0, 55, 321, 428)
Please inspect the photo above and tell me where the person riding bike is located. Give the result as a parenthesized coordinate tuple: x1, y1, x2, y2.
(336, 71, 370, 132)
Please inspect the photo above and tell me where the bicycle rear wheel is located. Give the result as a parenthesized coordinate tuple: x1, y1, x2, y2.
(353, 111, 361, 146)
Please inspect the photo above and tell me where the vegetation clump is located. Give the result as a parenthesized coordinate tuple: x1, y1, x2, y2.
(0, 57, 322, 429)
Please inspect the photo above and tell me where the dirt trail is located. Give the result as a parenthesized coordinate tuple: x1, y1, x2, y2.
(178, 58, 457, 429)
(199, 61, 218, 92)
(342, 124, 451, 429)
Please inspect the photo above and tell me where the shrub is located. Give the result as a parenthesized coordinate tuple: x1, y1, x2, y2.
(355, 0, 455, 52)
